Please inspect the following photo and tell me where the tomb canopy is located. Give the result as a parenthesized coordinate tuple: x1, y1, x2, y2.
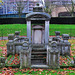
(26, 12, 51, 21)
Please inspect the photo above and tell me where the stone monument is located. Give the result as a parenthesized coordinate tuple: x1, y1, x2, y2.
(6, 5, 72, 68)
(47, 41, 60, 69)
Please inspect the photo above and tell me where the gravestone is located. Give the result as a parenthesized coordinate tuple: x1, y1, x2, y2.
(6, 34, 15, 56)
(47, 41, 60, 69)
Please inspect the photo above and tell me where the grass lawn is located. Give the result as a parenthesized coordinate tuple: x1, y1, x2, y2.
(0, 24, 75, 36)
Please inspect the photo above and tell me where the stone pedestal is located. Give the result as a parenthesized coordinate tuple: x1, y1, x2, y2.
(74, 57, 75, 67)
(6, 34, 15, 56)
(14, 42, 23, 54)
(13, 37, 29, 54)
(0, 57, 5, 68)
(20, 50, 31, 68)
(47, 41, 60, 69)
(20, 41, 31, 68)
(61, 34, 71, 56)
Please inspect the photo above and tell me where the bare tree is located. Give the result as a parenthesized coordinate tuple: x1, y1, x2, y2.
(16, 0, 25, 18)
(44, 0, 57, 16)
(62, 0, 75, 17)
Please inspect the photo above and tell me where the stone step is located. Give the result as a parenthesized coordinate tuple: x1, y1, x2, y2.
(31, 65, 49, 69)
(31, 59, 46, 65)
(32, 48, 46, 51)
(31, 58, 46, 60)
(32, 44, 45, 48)
(32, 50, 46, 53)
(31, 52, 46, 55)
(31, 55, 46, 58)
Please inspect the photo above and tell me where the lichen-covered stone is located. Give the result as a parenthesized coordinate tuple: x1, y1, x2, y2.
(61, 34, 71, 56)
(20, 38, 31, 68)
(74, 57, 75, 67)
(0, 63, 5, 68)
(20, 49, 31, 68)
(47, 41, 60, 69)
(0, 57, 5, 68)
(15, 31, 20, 38)
(8, 34, 15, 40)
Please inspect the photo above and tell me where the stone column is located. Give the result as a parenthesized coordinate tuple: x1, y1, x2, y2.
(45, 21, 49, 47)
(27, 21, 31, 43)
(32, 30, 34, 44)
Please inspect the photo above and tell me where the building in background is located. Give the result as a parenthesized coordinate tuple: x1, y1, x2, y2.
(44, 0, 75, 17)
(0, 0, 45, 15)
(0, 0, 75, 17)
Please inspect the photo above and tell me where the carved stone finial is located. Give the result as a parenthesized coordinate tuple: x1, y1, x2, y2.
(8, 34, 14, 40)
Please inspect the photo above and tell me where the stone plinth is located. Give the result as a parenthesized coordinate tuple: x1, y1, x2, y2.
(74, 57, 75, 67)
(47, 41, 60, 69)
(61, 34, 71, 56)
(6, 34, 15, 56)
(14, 42, 23, 54)
(20, 41, 31, 68)
(20, 50, 31, 68)
(6, 42, 14, 55)
(0, 57, 5, 68)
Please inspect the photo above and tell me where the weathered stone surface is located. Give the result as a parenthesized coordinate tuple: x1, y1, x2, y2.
(26, 12, 51, 21)
(20, 39, 31, 68)
(15, 31, 20, 38)
(55, 31, 60, 36)
(14, 42, 23, 54)
(0, 63, 5, 68)
(62, 34, 69, 40)
(31, 65, 49, 69)
(47, 41, 60, 69)
(20, 49, 31, 68)
(61, 34, 71, 56)
(74, 57, 75, 67)
(0, 57, 5, 68)
(8, 34, 15, 40)
(6, 41, 14, 56)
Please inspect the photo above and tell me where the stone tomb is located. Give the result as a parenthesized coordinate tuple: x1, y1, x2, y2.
(6, 7, 72, 68)
(26, 7, 51, 66)
(26, 12, 50, 46)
